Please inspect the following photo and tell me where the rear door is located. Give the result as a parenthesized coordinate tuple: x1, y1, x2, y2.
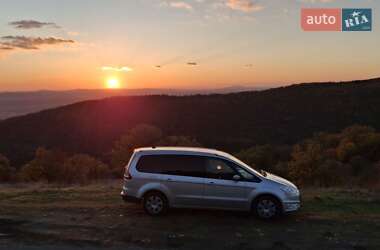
(203, 157, 251, 210)
(140, 154, 206, 207)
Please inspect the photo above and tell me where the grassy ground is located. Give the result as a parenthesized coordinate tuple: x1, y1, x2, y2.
(0, 181, 380, 250)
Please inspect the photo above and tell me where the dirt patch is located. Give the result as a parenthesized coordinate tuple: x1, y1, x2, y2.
(1, 184, 380, 250)
(0, 218, 29, 238)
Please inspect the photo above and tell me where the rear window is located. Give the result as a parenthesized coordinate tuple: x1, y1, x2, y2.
(136, 154, 206, 177)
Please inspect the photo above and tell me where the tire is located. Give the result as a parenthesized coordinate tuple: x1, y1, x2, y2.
(252, 195, 282, 220)
(143, 191, 168, 216)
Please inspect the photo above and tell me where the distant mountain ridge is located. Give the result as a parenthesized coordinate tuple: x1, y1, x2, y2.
(1, 77, 380, 166)
(0, 86, 262, 120)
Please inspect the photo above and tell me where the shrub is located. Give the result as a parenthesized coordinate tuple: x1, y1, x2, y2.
(356, 133, 380, 162)
(271, 162, 290, 179)
(18, 162, 45, 182)
(314, 159, 346, 187)
(62, 154, 110, 184)
(288, 143, 324, 186)
(287, 125, 380, 187)
(336, 141, 357, 162)
(341, 125, 375, 141)
(236, 145, 291, 173)
(367, 161, 380, 188)
(0, 154, 13, 182)
(10, 124, 380, 188)
(350, 156, 372, 176)
(236, 145, 274, 171)
(18, 147, 66, 182)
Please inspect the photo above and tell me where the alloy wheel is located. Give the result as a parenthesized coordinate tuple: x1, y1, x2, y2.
(145, 194, 164, 215)
(256, 199, 277, 219)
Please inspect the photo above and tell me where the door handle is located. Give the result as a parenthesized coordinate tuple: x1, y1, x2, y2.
(208, 181, 214, 185)
(167, 178, 173, 182)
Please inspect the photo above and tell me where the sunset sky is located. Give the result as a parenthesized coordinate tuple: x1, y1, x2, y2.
(0, 0, 379, 91)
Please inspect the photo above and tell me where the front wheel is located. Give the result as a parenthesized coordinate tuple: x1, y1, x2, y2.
(253, 195, 282, 219)
(143, 191, 168, 216)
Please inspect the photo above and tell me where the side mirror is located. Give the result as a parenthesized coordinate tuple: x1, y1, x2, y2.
(233, 175, 241, 181)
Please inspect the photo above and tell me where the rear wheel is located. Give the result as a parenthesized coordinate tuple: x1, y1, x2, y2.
(253, 195, 282, 219)
(143, 191, 168, 216)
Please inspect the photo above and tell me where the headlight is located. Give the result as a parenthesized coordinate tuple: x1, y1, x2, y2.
(281, 186, 299, 196)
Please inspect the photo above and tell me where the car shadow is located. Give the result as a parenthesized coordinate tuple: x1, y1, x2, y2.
(165, 207, 297, 222)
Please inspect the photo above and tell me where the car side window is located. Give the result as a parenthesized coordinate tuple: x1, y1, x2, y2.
(235, 166, 255, 180)
(163, 155, 205, 177)
(227, 161, 261, 182)
(136, 155, 162, 173)
(136, 154, 206, 178)
(205, 158, 237, 180)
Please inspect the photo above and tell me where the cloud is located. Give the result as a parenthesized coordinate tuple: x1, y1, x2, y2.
(170, 1, 193, 10)
(8, 20, 60, 29)
(226, 0, 264, 12)
(0, 36, 75, 50)
(101, 66, 133, 72)
(67, 31, 80, 36)
(0, 46, 14, 50)
(161, 1, 193, 11)
(300, 0, 335, 2)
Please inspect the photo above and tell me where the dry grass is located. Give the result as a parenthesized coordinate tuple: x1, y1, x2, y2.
(1, 183, 380, 249)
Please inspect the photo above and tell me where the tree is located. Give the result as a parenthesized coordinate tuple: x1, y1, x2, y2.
(158, 136, 201, 147)
(352, 131, 380, 162)
(314, 159, 345, 187)
(336, 141, 357, 162)
(349, 156, 373, 181)
(236, 145, 275, 171)
(110, 124, 163, 173)
(368, 161, 380, 188)
(336, 125, 380, 162)
(62, 154, 109, 184)
(0, 154, 13, 182)
(341, 125, 375, 142)
(18, 147, 67, 182)
(288, 142, 324, 186)
(271, 162, 290, 180)
(236, 145, 291, 173)
(110, 124, 202, 176)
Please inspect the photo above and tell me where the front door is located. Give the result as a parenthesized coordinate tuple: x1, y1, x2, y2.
(203, 157, 250, 210)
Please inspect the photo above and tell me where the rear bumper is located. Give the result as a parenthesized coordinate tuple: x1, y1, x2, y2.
(120, 190, 141, 203)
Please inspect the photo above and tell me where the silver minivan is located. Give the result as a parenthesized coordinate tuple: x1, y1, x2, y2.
(121, 147, 300, 219)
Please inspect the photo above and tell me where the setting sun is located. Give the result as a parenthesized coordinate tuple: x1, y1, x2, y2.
(106, 78, 121, 89)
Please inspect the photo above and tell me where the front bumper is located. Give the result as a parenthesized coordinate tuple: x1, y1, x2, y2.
(283, 201, 301, 212)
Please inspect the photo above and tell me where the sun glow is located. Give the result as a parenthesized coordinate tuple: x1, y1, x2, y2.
(106, 78, 121, 89)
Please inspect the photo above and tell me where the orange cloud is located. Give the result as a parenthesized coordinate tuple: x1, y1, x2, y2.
(101, 66, 133, 72)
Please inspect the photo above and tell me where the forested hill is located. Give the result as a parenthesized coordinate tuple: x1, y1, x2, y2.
(1, 77, 380, 166)
(0, 86, 260, 120)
